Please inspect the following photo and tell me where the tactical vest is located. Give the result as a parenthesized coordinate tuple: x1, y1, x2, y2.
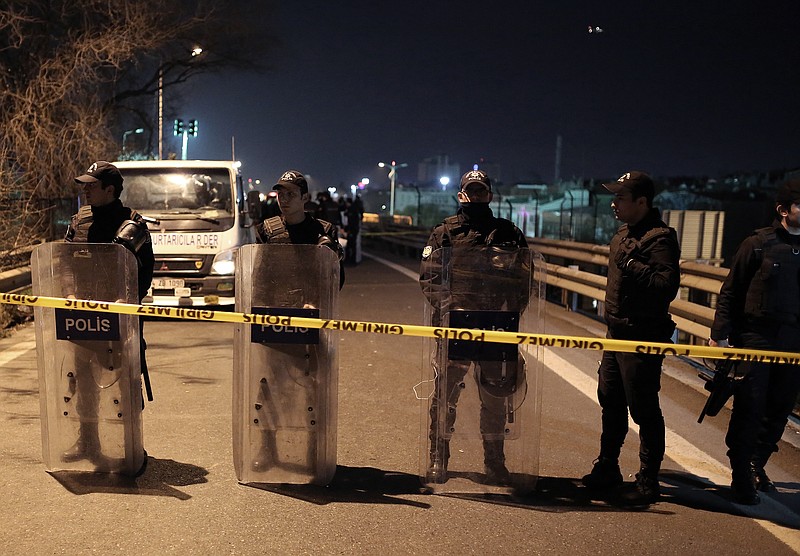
(64, 206, 94, 243)
(743, 227, 800, 324)
(257, 216, 291, 243)
(65, 206, 145, 243)
(441, 215, 521, 248)
(604, 223, 676, 329)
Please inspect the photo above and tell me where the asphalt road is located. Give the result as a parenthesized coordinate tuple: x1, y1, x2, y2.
(0, 249, 798, 555)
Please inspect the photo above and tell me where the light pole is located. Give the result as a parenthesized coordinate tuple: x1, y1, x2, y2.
(378, 160, 407, 216)
(122, 128, 144, 155)
(158, 68, 163, 159)
(157, 46, 204, 160)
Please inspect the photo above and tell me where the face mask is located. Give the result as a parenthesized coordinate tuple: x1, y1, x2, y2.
(461, 202, 491, 219)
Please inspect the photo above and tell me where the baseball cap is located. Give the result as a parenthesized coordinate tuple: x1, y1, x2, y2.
(603, 171, 654, 199)
(273, 170, 308, 195)
(776, 179, 800, 205)
(75, 161, 123, 192)
(460, 169, 492, 191)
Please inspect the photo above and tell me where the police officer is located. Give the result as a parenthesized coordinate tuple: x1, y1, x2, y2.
(63, 161, 154, 463)
(581, 171, 680, 504)
(419, 169, 528, 484)
(709, 178, 800, 505)
(255, 170, 344, 287)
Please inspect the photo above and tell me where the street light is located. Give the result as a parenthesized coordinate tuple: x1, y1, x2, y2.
(378, 160, 408, 216)
(158, 46, 204, 160)
(122, 128, 144, 156)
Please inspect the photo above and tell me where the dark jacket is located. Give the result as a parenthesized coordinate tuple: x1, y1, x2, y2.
(419, 205, 529, 315)
(421, 205, 528, 253)
(605, 208, 680, 340)
(711, 219, 800, 343)
(65, 199, 155, 302)
(255, 214, 345, 288)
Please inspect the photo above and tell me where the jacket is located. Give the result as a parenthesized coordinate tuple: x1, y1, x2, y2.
(65, 199, 155, 302)
(605, 208, 680, 339)
(419, 205, 529, 316)
(712, 219, 800, 342)
(255, 214, 345, 288)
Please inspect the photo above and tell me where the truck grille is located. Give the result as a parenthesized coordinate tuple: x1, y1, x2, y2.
(153, 256, 210, 275)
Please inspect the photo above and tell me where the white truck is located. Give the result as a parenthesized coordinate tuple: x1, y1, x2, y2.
(114, 160, 260, 306)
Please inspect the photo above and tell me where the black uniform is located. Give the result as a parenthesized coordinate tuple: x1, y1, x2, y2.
(419, 204, 528, 478)
(65, 199, 155, 301)
(255, 213, 345, 288)
(62, 197, 155, 461)
(597, 208, 680, 477)
(711, 220, 800, 483)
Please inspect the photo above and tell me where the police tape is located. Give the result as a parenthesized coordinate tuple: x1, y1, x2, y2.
(2, 292, 799, 364)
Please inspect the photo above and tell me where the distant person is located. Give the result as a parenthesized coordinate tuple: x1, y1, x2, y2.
(304, 192, 319, 214)
(262, 191, 281, 219)
(315, 191, 342, 227)
(419, 169, 528, 484)
(581, 171, 680, 505)
(255, 170, 344, 287)
(343, 197, 362, 264)
(63, 161, 154, 465)
(708, 179, 800, 505)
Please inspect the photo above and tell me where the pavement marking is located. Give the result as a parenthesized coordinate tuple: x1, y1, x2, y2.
(0, 340, 35, 367)
(544, 347, 800, 552)
(362, 251, 419, 281)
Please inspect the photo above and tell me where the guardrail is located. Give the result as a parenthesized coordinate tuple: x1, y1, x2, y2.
(0, 265, 32, 294)
(0, 243, 40, 294)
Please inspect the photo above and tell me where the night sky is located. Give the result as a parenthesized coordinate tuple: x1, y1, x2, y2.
(182, 1, 800, 190)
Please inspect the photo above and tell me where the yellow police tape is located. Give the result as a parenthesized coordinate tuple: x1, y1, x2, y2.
(2, 292, 799, 364)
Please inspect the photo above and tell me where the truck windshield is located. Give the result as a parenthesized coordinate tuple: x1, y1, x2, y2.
(120, 169, 234, 216)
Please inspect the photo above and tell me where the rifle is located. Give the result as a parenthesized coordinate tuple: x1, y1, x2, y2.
(697, 358, 737, 423)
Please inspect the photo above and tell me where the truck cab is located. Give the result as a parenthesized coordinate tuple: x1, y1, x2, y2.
(114, 160, 255, 306)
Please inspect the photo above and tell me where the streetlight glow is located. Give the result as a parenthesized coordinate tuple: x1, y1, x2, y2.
(122, 128, 145, 154)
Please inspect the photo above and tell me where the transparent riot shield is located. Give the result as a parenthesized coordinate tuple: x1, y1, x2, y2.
(234, 244, 339, 485)
(31, 242, 144, 475)
(418, 245, 545, 495)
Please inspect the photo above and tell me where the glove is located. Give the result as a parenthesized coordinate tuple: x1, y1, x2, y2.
(614, 237, 639, 269)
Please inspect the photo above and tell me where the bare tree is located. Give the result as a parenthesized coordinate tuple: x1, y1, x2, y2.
(0, 0, 275, 264)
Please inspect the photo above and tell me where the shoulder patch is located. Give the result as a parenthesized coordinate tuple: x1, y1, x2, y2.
(422, 245, 433, 260)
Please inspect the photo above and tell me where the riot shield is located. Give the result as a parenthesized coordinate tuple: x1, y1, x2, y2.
(234, 244, 339, 485)
(418, 245, 545, 494)
(31, 242, 144, 475)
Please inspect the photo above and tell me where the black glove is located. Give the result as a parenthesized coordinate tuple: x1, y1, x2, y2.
(614, 237, 639, 270)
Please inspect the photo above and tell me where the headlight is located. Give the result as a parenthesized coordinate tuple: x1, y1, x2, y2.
(211, 248, 237, 275)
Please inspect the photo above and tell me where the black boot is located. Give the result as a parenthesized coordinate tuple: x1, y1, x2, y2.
(483, 440, 511, 485)
(731, 468, 760, 505)
(61, 423, 100, 463)
(621, 470, 660, 505)
(751, 455, 776, 493)
(581, 457, 623, 489)
(752, 466, 775, 493)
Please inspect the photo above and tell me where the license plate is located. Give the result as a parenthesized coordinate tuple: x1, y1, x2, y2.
(152, 278, 185, 289)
